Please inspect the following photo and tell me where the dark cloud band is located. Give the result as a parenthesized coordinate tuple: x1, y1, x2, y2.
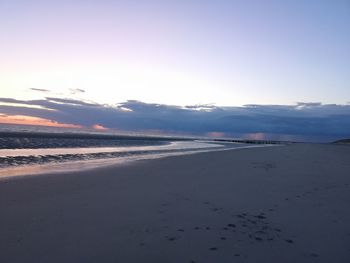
(1, 97, 349, 142)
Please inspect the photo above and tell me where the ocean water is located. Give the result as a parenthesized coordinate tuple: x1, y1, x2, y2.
(0, 124, 248, 178)
(0, 125, 169, 149)
(0, 124, 268, 178)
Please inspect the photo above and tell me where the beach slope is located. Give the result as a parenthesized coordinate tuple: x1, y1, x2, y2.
(0, 144, 349, 263)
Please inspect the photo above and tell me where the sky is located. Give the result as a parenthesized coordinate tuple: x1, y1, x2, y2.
(0, 0, 349, 141)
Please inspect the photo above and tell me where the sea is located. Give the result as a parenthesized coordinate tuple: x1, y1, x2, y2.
(0, 124, 256, 178)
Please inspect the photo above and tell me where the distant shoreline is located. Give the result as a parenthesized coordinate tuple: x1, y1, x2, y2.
(334, 139, 350, 144)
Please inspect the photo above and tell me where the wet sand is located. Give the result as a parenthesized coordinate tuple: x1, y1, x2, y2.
(0, 144, 349, 263)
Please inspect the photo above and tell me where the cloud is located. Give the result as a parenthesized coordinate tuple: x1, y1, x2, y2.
(296, 102, 322, 107)
(1, 97, 350, 142)
(45, 97, 97, 106)
(70, 88, 85, 94)
(30, 88, 50, 92)
(92, 124, 109, 130)
(0, 114, 81, 128)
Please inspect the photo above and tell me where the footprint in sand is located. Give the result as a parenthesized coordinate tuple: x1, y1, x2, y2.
(253, 215, 265, 220)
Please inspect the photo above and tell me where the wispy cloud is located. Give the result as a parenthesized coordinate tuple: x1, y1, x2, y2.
(30, 88, 51, 92)
(0, 97, 350, 142)
(70, 88, 85, 94)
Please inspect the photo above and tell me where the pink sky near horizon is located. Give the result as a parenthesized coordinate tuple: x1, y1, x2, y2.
(0, 114, 104, 130)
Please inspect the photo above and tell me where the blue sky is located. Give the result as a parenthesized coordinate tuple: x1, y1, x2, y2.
(0, 0, 349, 141)
(0, 0, 349, 105)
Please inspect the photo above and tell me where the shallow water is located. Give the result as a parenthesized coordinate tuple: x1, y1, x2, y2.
(0, 141, 217, 157)
(0, 125, 271, 178)
(0, 140, 231, 177)
(0, 141, 266, 179)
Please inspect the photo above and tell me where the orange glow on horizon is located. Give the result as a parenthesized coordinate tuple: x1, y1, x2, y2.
(0, 114, 82, 128)
(207, 131, 226, 138)
(92, 124, 108, 130)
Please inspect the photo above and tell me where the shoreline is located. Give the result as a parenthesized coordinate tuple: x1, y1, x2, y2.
(0, 143, 271, 180)
(0, 144, 349, 262)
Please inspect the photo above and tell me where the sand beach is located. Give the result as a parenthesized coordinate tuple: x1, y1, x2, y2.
(0, 144, 349, 263)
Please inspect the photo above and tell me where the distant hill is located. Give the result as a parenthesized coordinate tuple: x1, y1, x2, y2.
(334, 139, 350, 144)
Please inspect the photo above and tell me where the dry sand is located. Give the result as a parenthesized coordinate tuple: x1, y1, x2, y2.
(0, 144, 349, 263)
